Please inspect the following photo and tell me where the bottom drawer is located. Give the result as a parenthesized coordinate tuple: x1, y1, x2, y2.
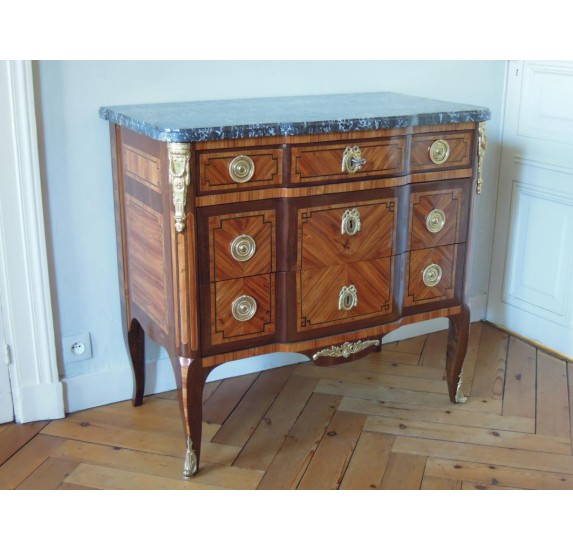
(404, 244, 465, 310)
(294, 257, 394, 335)
(201, 274, 276, 352)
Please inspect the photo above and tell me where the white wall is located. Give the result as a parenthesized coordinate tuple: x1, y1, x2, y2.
(35, 61, 506, 412)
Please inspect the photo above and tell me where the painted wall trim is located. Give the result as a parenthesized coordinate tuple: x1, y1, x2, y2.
(0, 60, 64, 422)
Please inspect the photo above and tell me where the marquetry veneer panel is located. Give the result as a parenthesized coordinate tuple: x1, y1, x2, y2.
(296, 257, 393, 333)
(291, 137, 405, 184)
(206, 274, 276, 347)
(122, 145, 161, 191)
(205, 209, 276, 283)
(198, 148, 283, 193)
(405, 244, 461, 307)
(409, 186, 465, 250)
(410, 132, 473, 172)
(297, 197, 397, 271)
(124, 195, 168, 332)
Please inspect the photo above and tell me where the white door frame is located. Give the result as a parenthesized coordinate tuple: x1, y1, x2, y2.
(0, 291, 14, 423)
(0, 60, 64, 422)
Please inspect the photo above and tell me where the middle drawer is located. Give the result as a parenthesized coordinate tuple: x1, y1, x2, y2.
(291, 191, 398, 272)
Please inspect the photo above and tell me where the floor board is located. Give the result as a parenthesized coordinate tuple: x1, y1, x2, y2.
(3, 322, 572, 489)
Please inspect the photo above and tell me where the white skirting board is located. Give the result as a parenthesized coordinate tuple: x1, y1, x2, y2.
(14, 381, 65, 422)
(63, 293, 487, 413)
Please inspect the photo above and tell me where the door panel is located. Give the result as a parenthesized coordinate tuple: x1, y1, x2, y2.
(487, 61, 573, 356)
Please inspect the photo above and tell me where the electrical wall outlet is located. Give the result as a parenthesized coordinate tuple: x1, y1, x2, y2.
(62, 333, 93, 363)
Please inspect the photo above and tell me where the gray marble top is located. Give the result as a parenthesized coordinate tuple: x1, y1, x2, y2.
(99, 92, 490, 143)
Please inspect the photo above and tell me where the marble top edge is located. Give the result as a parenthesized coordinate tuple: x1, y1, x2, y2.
(99, 92, 491, 143)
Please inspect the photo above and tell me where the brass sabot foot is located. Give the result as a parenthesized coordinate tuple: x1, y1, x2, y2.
(455, 373, 468, 404)
(182, 437, 198, 478)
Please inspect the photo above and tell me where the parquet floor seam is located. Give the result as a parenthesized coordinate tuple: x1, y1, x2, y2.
(2, 322, 572, 489)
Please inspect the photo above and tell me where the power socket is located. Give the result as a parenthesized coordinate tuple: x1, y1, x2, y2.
(62, 333, 93, 363)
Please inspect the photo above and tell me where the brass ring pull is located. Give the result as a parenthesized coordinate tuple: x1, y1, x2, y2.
(422, 264, 442, 287)
(341, 146, 367, 174)
(338, 285, 358, 311)
(230, 234, 256, 262)
(429, 140, 450, 165)
(341, 208, 361, 236)
(425, 209, 446, 233)
(231, 295, 257, 321)
(229, 155, 255, 183)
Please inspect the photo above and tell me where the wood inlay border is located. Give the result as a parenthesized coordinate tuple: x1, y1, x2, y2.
(195, 169, 473, 206)
(208, 209, 276, 283)
(125, 194, 168, 332)
(408, 188, 464, 251)
(123, 145, 161, 191)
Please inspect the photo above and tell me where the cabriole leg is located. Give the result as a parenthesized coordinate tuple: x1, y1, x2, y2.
(169, 355, 211, 478)
(446, 304, 470, 404)
(128, 318, 145, 407)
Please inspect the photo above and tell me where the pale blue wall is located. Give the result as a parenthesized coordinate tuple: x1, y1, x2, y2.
(36, 61, 506, 396)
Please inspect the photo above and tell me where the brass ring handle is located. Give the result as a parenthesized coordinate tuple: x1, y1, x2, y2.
(422, 264, 442, 287)
(229, 155, 255, 183)
(341, 208, 361, 236)
(341, 146, 367, 174)
(230, 234, 256, 262)
(338, 285, 358, 311)
(429, 140, 450, 165)
(231, 295, 257, 321)
(425, 209, 446, 233)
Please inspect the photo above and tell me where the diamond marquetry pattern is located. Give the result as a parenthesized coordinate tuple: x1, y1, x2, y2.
(298, 199, 396, 271)
(297, 257, 393, 331)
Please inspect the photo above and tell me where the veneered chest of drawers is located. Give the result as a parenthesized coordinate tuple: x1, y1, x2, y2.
(100, 92, 490, 478)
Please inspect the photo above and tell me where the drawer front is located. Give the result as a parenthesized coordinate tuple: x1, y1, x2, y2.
(296, 257, 393, 333)
(408, 184, 467, 251)
(204, 209, 276, 282)
(203, 274, 276, 349)
(198, 147, 283, 193)
(410, 132, 473, 172)
(291, 137, 405, 184)
(297, 197, 397, 271)
(404, 244, 463, 308)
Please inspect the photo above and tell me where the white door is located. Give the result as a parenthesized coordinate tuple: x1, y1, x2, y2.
(487, 61, 573, 357)
(0, 290, 14, 424)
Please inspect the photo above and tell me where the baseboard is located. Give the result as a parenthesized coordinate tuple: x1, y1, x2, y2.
(206, 352, 310, 383)
(15, 381, 66, 422)
(63, 294, 488, 413)
(381, 293, 487, 344)
(63, 358, 177, 413)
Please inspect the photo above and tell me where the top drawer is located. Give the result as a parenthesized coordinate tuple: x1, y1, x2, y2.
(291, 137, 406, 184)
(197, 147, 283, 194)
(410, 132, 473, 172)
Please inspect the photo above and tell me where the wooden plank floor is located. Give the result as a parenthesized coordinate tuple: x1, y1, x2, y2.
(2, 321, 572, 490)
